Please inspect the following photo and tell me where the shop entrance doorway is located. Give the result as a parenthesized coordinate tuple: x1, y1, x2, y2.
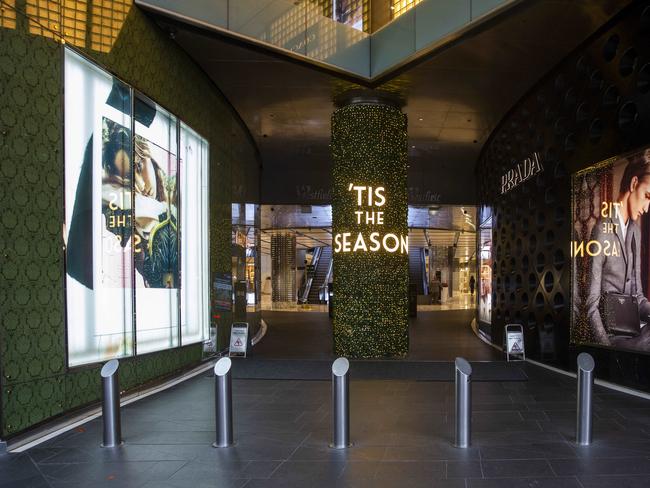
(252, 205, 498, 361)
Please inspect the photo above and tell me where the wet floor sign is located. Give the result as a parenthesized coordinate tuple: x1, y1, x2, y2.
(505, 324, 525, 362)
(229, 322, 249, 357)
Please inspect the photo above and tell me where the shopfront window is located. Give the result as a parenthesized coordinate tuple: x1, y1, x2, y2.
(478, 206, 493, 325)
(64, 48, 209, 366)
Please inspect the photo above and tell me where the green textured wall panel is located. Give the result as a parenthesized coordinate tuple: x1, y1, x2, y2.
(64, 369, 101, 411)
(3, 377, 65, 435)
(0, 2, 258, 437)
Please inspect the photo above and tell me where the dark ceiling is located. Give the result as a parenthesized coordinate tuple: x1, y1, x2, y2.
(142, 0, 631, 205)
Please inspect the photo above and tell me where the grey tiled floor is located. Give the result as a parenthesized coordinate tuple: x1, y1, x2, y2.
(257, 310, 500, 361)
(2, 363, 650, 487)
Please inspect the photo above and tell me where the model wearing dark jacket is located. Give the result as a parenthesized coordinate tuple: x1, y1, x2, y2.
(586, 157, 650, 350)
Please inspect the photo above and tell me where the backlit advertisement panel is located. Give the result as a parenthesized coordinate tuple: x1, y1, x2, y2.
(64, 49, 209, 366)
(571, 146, 650, 352)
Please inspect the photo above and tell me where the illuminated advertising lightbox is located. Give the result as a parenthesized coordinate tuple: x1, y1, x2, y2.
(64, 49, 209, 366)
(571, 146, 650, 352)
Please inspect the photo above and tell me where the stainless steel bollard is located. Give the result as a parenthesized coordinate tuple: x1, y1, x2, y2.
(330, 357, 351, 449)
(101, 359, 122, 448)
(455, 357, 472, 448)
(213, 357, 234, 448)
(576, 352, 595, 446)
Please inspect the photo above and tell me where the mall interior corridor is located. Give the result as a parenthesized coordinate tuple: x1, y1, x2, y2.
(254, 309, 499, 362)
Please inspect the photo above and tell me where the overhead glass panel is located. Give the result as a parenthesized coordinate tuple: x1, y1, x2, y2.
(414, 0, 469, 51)
(391, 0, 422, 20)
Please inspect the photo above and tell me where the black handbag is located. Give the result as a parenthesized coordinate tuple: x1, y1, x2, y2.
(602, 292, 641, 336)
(601, 232, 642, 337)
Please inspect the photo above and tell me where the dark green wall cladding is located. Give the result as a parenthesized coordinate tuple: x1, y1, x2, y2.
(0, 2, 259, 437)
(331, 103, 409, 358)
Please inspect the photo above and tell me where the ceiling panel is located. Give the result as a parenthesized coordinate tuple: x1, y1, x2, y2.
(144, 0, 632, 204)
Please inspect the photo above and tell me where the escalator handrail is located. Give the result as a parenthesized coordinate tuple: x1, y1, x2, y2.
(319, 249, 334, 301)
(299, 246, 322, 303)
(421, 247, 429, 295)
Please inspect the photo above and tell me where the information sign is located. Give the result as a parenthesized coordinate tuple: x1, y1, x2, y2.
(505, 324, 525, 361)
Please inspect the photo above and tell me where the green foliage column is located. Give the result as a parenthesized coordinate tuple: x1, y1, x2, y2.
(331, 101, 409, 358)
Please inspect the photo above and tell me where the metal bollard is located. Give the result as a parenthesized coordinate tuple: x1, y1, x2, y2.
(330, 357, 351, 449)
(576, 352, 595, 446)
(455, 357, 472, 448)
(101, 359, 122, 448)
(213, 357, 234, 448)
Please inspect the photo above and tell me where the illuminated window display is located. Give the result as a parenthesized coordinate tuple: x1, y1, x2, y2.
(571, 146, 650, 352)
(478, 206, 493, 325)
(64, 49, 209, 366)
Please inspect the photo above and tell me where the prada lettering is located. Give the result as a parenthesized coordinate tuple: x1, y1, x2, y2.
(501, 152, 544, 194)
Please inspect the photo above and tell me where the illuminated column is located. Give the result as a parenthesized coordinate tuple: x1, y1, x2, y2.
(331, 92, 409, 358)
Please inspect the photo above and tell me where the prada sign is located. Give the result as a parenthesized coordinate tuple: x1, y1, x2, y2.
(501, 152, 544, 194)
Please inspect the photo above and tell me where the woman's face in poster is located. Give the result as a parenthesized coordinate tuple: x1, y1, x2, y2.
(114, 149, 131, 178)
(134, 153, 157, 199)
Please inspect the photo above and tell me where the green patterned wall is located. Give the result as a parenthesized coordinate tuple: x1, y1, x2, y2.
(331, 102, 409, 358)
(0, 1, 259, 438)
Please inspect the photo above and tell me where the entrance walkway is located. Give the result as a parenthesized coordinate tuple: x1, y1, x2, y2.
(3, 363, 650, 487)
(254, 310, 500, 361)
(418, 292, 476, 312)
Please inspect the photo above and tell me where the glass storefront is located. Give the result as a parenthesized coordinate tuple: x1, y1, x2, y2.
(478, 206, 493, 325)
(232, 203, 261, 310)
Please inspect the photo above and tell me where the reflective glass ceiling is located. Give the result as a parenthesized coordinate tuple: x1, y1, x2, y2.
(135, 0, 515, 81)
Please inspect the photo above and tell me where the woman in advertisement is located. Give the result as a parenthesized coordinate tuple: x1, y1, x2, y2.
(102, 120, 177, 289)
(585, 153, 650, 350)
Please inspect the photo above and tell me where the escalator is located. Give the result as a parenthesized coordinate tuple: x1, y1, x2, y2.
(409, 247, 428, 295)
(307, 246, 332, 304)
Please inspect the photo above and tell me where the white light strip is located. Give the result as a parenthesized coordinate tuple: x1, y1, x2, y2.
(470, 319, 650, 401)
(524, 357, 650, 401)
(251, 319, 268, 346)
(9, 359, 217, 453)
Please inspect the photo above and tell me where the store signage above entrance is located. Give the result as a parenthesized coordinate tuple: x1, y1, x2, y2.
(501, 152, 544, 194)
(333, 184, 408, 254)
